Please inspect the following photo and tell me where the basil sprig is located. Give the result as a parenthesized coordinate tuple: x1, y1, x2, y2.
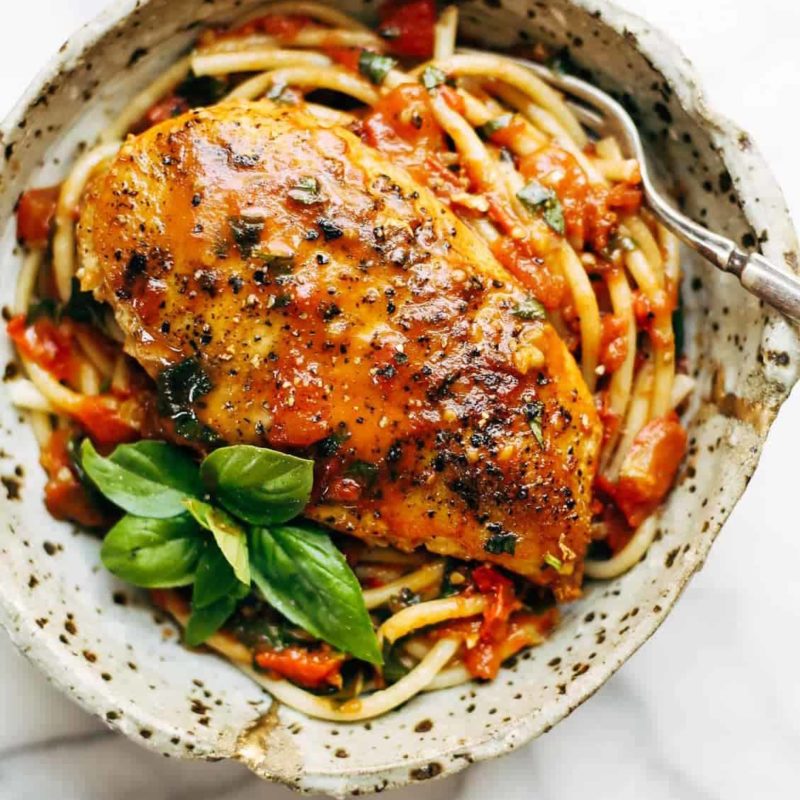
(82, 440, 381, 664)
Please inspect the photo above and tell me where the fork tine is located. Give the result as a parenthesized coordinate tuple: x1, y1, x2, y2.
(564, 101, 607, 135)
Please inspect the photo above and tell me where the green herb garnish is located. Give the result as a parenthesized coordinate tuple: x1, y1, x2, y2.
(83, 438, 380, 660)
(477, 113, 513, 140)
(200, 444, 314, 526)
(250, 523, 381, 665)
(287, 176, 322, 205)
(156, 357, 220, 445)
(229, 214, 265, 258)
(25, 297, 58, 324)
(421, 65, 447, 91)
(100, 514, 203, 588)
(543, 552, 564, 572)
(177, 73, 229, 107)
(253, 251, 295, 274)
(484, 530, 519, 555)
(358, 50, 397, 85)
(516, 180, 565, 235)
(524, 400, 545, 448)
(512, 295, 547, 321)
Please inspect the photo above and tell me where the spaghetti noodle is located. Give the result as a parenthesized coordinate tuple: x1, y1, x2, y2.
(5, 1, 692, 721)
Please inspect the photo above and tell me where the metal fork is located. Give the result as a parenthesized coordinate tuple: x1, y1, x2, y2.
(462, 49, 800, 322)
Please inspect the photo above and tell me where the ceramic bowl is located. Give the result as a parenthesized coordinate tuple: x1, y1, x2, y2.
(0, 0, 798, 796)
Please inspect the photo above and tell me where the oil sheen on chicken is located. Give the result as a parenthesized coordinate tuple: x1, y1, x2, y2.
(77, 101, 601, 598)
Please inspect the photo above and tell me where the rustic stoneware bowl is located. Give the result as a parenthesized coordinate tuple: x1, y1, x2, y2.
(0, 0, 797, 795)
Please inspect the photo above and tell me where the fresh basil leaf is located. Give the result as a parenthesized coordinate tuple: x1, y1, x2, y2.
(200, 445, 314, 526)
(523, 400, 545, 448)
(358, 50, 397, 84)
(183, 498, 250, 585)
(382, 640, 411, 684)
(156, 357, 220, 445)
(81, 439, 203, 518)
(250, 524, 382, 665)
(184, 594, 238, 647)
(100, 514, 202, 588)
(287, 176, 322, 205)
(191, 541, 239, 608)
(62, 277, 108, 328)
(516, 180, 565, 235)
(26, 297, 58, 324)
(477, 113, 512, 140)
(177, 73, 228, 107)
(512, 295, 547, 321)
(421, 65, 447, 91)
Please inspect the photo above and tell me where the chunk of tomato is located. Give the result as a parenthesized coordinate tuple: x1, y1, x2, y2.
(378, 0, 436, 59)
(254, 646, 345, 688)
(17, 186, 60, 247)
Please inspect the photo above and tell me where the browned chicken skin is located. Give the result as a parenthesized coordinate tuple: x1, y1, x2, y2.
(78, 101, 601, 597)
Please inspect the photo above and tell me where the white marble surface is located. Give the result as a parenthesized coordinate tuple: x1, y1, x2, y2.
(1, 1, 800, 798)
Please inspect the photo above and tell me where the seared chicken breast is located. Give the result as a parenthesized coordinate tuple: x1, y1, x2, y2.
(78, 101, 601, 597)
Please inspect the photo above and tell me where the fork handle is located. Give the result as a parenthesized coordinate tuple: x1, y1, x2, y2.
(652, 195, 800, 322)
(731, 252, 800, 322)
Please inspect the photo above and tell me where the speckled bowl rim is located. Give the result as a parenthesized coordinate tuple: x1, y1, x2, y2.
(0, 0, 798, 795)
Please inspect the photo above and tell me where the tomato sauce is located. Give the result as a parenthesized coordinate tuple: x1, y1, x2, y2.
(16, 186, 60, 248)
(378, 0, 436, 59)
(362, 84, 465, 194)
(39, 429, 111, 528)
(521, 146, 621, 253)
(601, 411, 687, 528)
(132, 95, 190, 135)
(254, 645, 345, 688)
(6, 314, 78, 384)
(599, 312, 629, 373)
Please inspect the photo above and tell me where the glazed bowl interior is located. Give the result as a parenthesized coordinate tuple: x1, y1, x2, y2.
(0, 0, 797, 796)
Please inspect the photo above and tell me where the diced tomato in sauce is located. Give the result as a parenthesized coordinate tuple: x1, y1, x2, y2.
(40, 429, 112, 528)
(434, 597, 558, 680)
(489, 237, 567, 310)
(378, 0, 436, 59)
(472, 565, 521, 633)
(254, 645, 345, 688)
(595, 391, 621, 451)
(324, 46, 364, 73)
(599, 312, 629, 373)
(6, 314, 78, 383)
(484, 116, 528, 150)
(16, 186, 60, 248)
(520, 146, 615, 252)
(606, 183, 643, 215)
(132, 95, 190, 134)
(73, 396, 140, 446)
(243, 13, 314, 41)
(362, 84, 465, 193)
(324, 476, 363, 503)
(463, 610, 558, 679)
(601, 411, 687, 528)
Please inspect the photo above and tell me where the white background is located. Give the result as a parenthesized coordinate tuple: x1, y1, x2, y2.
(1, 2, 799, 798)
